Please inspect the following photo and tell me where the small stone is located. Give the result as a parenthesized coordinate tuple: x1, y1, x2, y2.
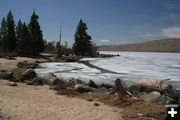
(87, 98, 93, 102)
(7, 82, 17, 86)
(88, 80, 98, 88)
(137, 113, 144, 116)
(94, 103, 100, 106)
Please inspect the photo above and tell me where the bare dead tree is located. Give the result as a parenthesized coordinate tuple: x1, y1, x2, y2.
(58, 25, 62, 57)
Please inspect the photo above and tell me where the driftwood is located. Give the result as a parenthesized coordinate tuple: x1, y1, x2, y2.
(115, 79, 126, 99)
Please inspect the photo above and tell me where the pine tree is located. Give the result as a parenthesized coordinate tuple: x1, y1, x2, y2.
(16, 19, 23, 46)
(5, 11, 17, 52)
(0, 23, 1, 51)
(0, 33, 2, 43)
(73, 19, 94, 56)
(29, 10, 45, 55)
(0, 17, 7, 51)
(18, 22, 32, 56)
(0, 24, 1, 44)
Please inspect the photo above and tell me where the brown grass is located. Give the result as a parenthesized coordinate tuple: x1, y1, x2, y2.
(56, 89, 166, 120)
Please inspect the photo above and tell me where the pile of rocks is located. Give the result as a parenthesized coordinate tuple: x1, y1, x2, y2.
(43, 73, 113, 93)
(127, 79, 179, 104)
(16, 70, 113, 93)
(18, 70, 174, 103)
(5, 66, 180, 105)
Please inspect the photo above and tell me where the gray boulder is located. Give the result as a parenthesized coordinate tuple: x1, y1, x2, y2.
(168, 90, 180, 99)
(68, 79, 86, 86)
(33, 77, 44, 85)
(52, 79, 69, 89)
(18, 68, 36, 81)
(94, 87, 109, 93)
(43, 73, 69, 89)
(74, 84, 95, 93)
(159, 94, 177, 104)
(43, 73, 58, 85)
(139, 91, 161, 102)
(88, 80, 98, 88)
(128, 84, 141, 94)
(100, 83, 114, 89)
(25, 77, 44, 85)
(0, 70, 14, 79)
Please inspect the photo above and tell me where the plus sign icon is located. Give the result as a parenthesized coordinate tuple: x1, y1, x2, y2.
(165, 104, 180, 120)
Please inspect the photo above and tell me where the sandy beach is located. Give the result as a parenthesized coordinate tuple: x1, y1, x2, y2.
(0, 57, 167, 120)
(0, 57, 122, 120)
(0, 80, 122, 120)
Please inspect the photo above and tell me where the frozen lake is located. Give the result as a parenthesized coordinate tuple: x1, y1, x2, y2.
(35, 51, 180, 86)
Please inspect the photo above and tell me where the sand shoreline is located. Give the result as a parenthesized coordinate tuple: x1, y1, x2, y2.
(0, 56, 166, 120)
(0, 57, 122, 120)
(0, 80, 122, 120)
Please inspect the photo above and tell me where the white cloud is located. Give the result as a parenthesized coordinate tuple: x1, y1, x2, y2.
(100, 39, 110, 43)
(161, 27, 180, 38)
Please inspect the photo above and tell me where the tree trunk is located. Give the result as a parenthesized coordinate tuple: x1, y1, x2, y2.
(115, 79, 126, 99)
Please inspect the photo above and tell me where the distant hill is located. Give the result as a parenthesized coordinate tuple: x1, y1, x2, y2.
(98, 38, 180, 53)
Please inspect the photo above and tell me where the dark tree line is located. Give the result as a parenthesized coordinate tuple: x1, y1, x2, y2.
(0, 10, 45, 56)
(0, 11, 96, 57)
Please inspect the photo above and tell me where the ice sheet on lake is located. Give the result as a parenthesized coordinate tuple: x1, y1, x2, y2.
(91, 52, 180, 82)
(35, 62, 118, 84)
(35, 51, 180, 85)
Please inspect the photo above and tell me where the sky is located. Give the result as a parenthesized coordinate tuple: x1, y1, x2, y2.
(0, 0, 180, 46)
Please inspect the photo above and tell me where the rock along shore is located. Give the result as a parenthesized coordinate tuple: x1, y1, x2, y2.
(1, 56, 177, 119)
